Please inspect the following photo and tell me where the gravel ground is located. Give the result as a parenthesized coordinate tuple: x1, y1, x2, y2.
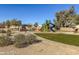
(0, 33, 79, 55)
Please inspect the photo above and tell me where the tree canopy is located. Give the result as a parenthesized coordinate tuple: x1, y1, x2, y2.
(3, 19, 22, 28)
(54, 6, 79, 29)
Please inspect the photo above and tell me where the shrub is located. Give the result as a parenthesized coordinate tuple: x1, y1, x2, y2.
(6, 30, 11, 36)
(14, 34, 41, 48)
(0, 35, 13, 47)
(0, 30, 6, 33)
(14, 34, 28, 48)
(25, 34, 38, 44)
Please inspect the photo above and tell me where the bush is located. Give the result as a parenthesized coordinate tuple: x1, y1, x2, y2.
(14, 34, 28, 48)
(14, 34, 40, 48)
(0, 35, 13, 47)
(0, 30, 6, 33)
(25, 34, 38, 44)
(6, 30, 11, 36)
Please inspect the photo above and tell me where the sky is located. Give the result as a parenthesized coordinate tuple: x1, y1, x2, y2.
(0, 4, 79, 25)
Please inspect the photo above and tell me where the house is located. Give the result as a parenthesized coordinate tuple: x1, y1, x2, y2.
(10, 25, 20, 31)
(0, 23, 42, 32)
(20, 24, 28, 31)
(34, 25, 42, 32)
(20, 24, 42, 32)
(0, 24, 8, 31)
(8, 25, 21, 33)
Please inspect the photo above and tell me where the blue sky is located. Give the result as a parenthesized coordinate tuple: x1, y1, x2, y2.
(0, 4, 79, 25)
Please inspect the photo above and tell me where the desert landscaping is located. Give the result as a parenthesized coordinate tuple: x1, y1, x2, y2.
(0, 5, 79, 55)
(0, 32, 79, 55)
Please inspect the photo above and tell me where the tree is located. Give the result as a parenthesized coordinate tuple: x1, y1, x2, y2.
(54, 6, 76, 29)
(9, 19, 22, 26)
(34, 22, 38, 27)
(17, 20, 22, 26)
(73, 15, 79, 25)
(2, 21, 6, 25)
(45, 20, 50, 32)
(6, 20, 11, 28)
(10, 19, 17, 26)
(41, 19, 51, 32)
(4, 19, 22, 31)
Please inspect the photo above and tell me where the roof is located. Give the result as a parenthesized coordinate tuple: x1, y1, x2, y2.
(0, 24, 5, 28)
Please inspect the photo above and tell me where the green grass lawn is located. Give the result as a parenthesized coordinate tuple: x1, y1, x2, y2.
(35, 33, 79, 46)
